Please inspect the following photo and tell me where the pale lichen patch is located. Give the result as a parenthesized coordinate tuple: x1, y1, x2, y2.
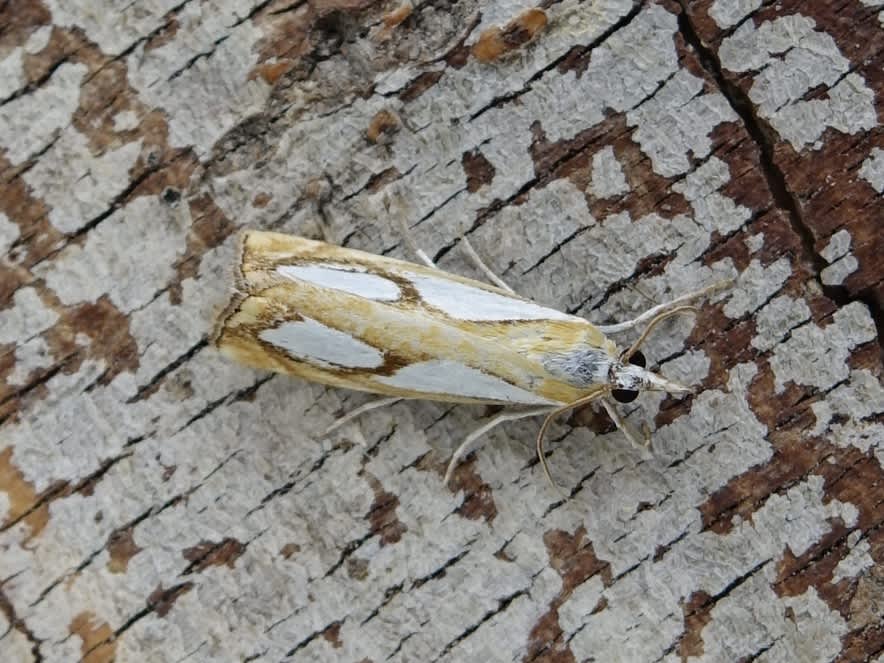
(38, 196, 189, 311)
(858, 147, 884, 193)
(723, 257, 792, 318)
(23, 130, 143, 234)
(751, 295, 812, 352)
(719, 15, 876, 149)
(628, 70, 738, 178)
(0, 61, 87, 164)
(708, 0, 761, 29)
(127, 10, 271, 159)
(0, 212, 20, 254)
(588, 146, 629, 199)
(769, 302, 877, 393)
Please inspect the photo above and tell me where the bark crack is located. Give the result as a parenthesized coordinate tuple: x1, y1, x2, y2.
(676, 3, 883, 338)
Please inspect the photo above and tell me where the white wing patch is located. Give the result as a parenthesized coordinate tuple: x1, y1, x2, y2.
(278, 264, 401, 301)
(261, 318, 384, 368)
(406, 273, 574, 322)
(373, 360, 554, 405)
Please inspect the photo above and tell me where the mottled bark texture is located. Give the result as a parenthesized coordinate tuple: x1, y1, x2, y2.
(1, 1, 882, 662)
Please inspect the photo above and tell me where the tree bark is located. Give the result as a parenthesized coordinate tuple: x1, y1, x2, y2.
(1, 1, 881, 661)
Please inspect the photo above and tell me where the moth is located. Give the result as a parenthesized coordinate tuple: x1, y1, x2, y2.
(213, 230, 728, 486)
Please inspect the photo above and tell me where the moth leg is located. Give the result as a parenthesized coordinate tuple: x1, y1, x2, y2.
(600, 397, 651, 450)
(395, 217, 437, 268)
(444, 407, 553, 486)
(458, 236, 515, 293)
(595, 279, 733, 335)
(323, 396, 403, 440)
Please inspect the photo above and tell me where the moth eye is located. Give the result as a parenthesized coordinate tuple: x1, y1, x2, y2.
(627, 350, 646, 367)
(611, 388, 638, 403)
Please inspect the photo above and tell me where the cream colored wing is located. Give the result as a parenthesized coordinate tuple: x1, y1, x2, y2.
(213, 231, 619, 405)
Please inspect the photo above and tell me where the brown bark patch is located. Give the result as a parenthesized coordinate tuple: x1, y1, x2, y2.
(524, 527, 611, 662)
(462, 148, 496, 193)
(280, 542, 302, 559)
(69, 611, 117, 663)
(450, 456, 497, 524)
(170, 193, 238, 304)
(44, 295, 140, 387)
(182, 538, 246, 573)
(347, 556, 370, 580)
(323, 620, 344, 648)
(544, 527, 611, 593)
(0, 446, 50, 540)
(251, 60, 294, 85)
(366, 109, 400, 143)
(383, 2, 412, 28)
(365, 166, 402, 193)
(252, 192, 273, 208)
(375, 2, 413, 41)
(472, 9, 548, 64)
(0, 154, 61, 270)
(148, 582, 194, 618)
(0, 1, 51, 54)
(677, 590, 713, 659)
(364, 472, 407, 545)
(311, 0, 379, 13)
(399, 70, 444, 102)
(106, 526, 142, 574)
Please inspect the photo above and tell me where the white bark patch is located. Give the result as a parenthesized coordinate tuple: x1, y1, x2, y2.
(112, 110, 140, 131)
(752, 295, 812, 352)
(628, 69, 738, 177)
(723, 257, 792, 318)
(719, 15, 876, 149)
(38, 196, 189, 311)
(407, 273, 575, 321)
(673, 156, 752, 240)
(708, 0, 761, 28)
(467, 179, 595, 300)
(858, 147, 884, 192)
(7, 337, 55, 387)
(127, 8, 270, 158)
(373, 360, 552, 404)
(261, 318, 384, 369)
(744, 232, 765, 254)
(820, 229, 852, 262)
(589, 146, 629, 198)
(23, 130, 144, 234)
(770, 302, 877, 393)
(821, 255, 858, 286)
(46, 0, 185, 55)
(0, 62, 87, 164)
(832, 537, 874, 583)
(564, 474, 855, 662)
(277, 264, 401, 301)
(0, 287, 59, 344)
(0, 212, 20, 254)
(810, 370, 884, 463)
(820, 230, 857, 286)
(0, 45, 25, 100)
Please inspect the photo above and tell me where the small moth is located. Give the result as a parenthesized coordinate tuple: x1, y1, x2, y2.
(213, 230, 727, 485)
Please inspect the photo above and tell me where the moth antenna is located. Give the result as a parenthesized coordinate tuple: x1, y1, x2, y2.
(536, 388, 608, 492)
(622, 305, 698, 363)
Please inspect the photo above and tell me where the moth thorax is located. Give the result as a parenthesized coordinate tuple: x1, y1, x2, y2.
(542, 347, 615, 388)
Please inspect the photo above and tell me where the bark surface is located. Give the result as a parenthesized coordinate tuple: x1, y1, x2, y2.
(1, 1, 882, 661)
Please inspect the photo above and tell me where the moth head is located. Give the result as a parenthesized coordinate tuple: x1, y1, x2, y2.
(610, 350, 691, 403)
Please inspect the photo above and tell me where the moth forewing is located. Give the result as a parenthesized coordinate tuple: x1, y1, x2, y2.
(212, 231, 625, 407)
